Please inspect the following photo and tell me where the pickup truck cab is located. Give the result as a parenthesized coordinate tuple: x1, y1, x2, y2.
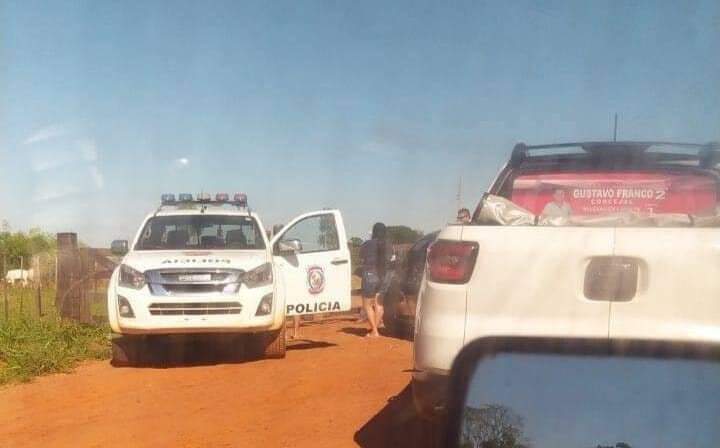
(412, 141, 720, 419)
(107, 193, 351, 365)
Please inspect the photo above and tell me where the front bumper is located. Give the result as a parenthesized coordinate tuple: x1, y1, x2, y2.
(110, 283, 280, 335)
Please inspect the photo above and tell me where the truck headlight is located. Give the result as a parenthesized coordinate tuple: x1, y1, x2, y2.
(255, 293, 273, 316)
(119, 264, 146, 289)
(244, 263, 273, 288)
(118, 295, 135, 318)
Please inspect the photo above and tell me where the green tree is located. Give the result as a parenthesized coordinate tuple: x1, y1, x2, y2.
(386, 226, 423, 244)
(0, 226, 56, 270)
(348, 237, 363, 271)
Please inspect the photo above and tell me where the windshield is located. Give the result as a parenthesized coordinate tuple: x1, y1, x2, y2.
(135, 215, 265, 250)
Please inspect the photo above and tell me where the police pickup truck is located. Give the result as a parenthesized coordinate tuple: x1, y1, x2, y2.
(412, 141, 720, 419)
(107, 193, 351, 364)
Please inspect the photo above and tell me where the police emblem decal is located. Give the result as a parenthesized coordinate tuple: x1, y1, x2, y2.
(307, 266, 325, 294)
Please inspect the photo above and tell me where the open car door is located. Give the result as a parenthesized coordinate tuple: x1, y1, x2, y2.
(271, 210, 351, 316)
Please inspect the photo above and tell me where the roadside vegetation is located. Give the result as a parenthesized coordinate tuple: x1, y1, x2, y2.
(0, 314, 109, 384)
(0, 224, 110, 385)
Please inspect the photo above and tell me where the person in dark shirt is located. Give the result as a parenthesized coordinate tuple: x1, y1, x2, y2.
(359, 222, 392, 337)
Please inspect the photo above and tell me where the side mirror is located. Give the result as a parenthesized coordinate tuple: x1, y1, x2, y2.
(277, 239, 302, 254)
(110, 240, 129, 256)
(445, 337, 720, 448)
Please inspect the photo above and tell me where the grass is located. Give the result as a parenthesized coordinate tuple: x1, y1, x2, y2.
(0, 317, 110, 384)
(0, 284, 110, 385)
(0, 285, 58, 319)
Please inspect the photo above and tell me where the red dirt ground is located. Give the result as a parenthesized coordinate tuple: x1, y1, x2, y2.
(0, 316, 429, 448)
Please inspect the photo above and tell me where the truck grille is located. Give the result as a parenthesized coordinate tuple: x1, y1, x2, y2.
(161, 284, 229, 294)
(160, 271, 231, 282)
(148, 302, 243, 315)
(145, 268, 244, 297)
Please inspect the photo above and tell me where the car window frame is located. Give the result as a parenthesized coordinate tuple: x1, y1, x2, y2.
(445, 336, 720, 448)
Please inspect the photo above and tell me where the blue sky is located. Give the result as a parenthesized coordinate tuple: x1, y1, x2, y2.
(1, 0, 719, 246)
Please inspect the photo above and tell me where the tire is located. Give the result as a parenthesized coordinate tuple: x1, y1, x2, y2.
(383, 299, 401, 337)
(248, 324, 286, 359)
(111, 335, 146, 366)
(383, 291, 412, 340)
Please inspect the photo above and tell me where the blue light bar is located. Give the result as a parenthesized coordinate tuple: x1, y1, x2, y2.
(178, 193, 193, 202)
(161, 193, 176, 205)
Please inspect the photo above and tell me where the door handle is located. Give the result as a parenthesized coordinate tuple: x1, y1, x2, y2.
(331, 258, 349, 265)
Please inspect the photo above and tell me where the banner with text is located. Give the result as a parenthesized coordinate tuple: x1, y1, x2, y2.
(511, 172, 717, 215)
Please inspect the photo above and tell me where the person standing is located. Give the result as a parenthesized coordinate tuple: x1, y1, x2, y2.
(456, 208, 471, 224)
(360, 222, 392, 337)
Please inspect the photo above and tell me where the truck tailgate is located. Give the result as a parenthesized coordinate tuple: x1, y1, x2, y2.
(610, 228, 720, 342)
(462, 226, 614, 342)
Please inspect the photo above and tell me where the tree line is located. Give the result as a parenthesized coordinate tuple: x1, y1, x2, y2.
(348, 225, 424, 247)
(0, 221, 56, 272)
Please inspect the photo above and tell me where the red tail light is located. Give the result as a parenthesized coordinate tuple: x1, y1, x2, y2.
(427, 240, 478, 284)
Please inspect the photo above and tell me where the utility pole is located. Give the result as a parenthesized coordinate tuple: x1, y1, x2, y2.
(456, 175, 463, 212)
(613, 113, 618, 142)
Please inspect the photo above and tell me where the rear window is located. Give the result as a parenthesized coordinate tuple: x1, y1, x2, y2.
(511, 171, 718, 216)
(135, 215, 266, 250)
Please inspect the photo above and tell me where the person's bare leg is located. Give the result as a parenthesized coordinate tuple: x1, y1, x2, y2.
(363, 298, 379, 337)
(287, 316, 298, 339)
(375, 295, 385, 330)
(292, 315, 301, 339)
(356, 306, 367, 323)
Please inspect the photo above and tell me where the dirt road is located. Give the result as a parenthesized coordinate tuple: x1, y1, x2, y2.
(0, 316, 428, 448)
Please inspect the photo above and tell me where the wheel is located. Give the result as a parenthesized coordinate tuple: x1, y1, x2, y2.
(248, 324, 286, 359)
(383, 297, 402, 336)
(382, 290, 411, 339)
(111, 335, 147, 366)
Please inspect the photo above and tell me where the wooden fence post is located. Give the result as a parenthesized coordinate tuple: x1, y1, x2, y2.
(37, 285, 43, 317)
(56, 232, 86, 321)
(79, 249, 92, 324)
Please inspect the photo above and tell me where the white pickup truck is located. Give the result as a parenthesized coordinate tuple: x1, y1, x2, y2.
(412, 141, 720, 419)
(107, 193, 351, 365)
